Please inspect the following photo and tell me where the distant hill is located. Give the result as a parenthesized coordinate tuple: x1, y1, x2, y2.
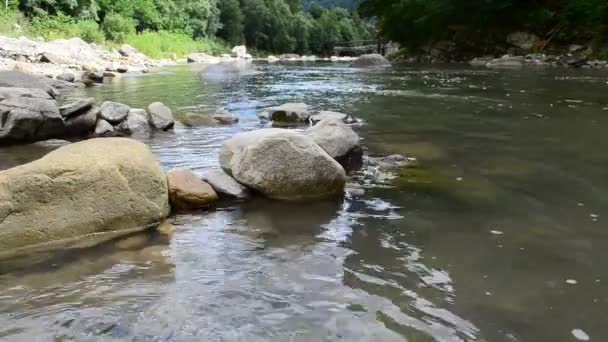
(303, 0, 362, 11)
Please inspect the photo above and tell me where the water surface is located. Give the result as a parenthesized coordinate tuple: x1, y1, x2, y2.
(1, 61, 607, 341)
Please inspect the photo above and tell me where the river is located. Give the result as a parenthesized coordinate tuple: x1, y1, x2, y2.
(0, 61, 607, 341)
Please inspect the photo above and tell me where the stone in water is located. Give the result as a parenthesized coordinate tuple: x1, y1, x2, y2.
(571, 329, 590, 341)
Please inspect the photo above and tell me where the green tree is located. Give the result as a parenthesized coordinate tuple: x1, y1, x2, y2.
(218, 0, 244, 45)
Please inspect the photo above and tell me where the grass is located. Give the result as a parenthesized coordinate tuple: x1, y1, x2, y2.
(123, 31, 229, 59)
(0, 10, 229, 59)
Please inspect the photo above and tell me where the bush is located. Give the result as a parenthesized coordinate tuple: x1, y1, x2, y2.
(28, 15, 104, 44)
(102, 12, 136, 43)
(0, 10, 29, 37)
(123, 30, 229, 59)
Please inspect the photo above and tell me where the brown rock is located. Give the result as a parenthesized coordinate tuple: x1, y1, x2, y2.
(167, 169, 218, 210)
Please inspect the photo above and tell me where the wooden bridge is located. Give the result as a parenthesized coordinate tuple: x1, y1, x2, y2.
(333, 40, 398, 57)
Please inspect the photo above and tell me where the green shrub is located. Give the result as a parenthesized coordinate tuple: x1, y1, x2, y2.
(123, 30, 229, 59)
(0, 10, 29, 37)
(76, 21, 105, 44)
(28, 15, 104, 43)
(102, 12, 136, 43)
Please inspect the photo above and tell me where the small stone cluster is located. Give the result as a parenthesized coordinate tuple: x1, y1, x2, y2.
(0, 70, 174, 144)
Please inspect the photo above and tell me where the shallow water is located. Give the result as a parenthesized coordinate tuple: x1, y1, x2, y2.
(1, 61, 608, 341)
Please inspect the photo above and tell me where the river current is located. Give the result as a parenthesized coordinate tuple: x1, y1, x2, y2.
(0, 61, 607, 341)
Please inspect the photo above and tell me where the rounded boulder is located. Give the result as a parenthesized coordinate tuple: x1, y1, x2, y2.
(220, 129, 346, 201)
(0, 138, 170, 255)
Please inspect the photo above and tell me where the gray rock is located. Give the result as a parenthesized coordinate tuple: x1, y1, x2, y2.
(220, 128, 346, 201)
(506, 32, 540, 50)
(118, 44, 138, 57)
(212, 110, 239, 125)
(201, 169, 251, 200)
(366, 154, 409, 170)
(279, 53, 300, 60)
(351, 54, 391, 68)
(469, 57, 493, 67)
(56, 72, 75, 83)
(148, 102, 175, 130)
(187, 53, 220, 64)
(117, 109, 151, 136)
(94, 119, 114, 136)
(0, 70, 58, 97)
(308, 118, 363, 171)
(59, 97, 95, 118)
(263, 103, 310, 125)
(0, 97, 64, 143)
(64, 106, 99, 137)
(486, 55, 525, 68)
(0, 87, 52, 101)
(310, 111, 355, 124)
(82, 71, 104, 84)
(117, 66, 129, 73)
(99, 101, 130, 124)
(40, 52, 65, 64)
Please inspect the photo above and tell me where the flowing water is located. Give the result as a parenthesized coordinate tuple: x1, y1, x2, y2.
(1, 61, 607, 341)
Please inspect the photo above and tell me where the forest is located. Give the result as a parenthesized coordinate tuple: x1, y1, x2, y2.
(359, 0, 608, 54)
(2, 0, 607, 58)
(0, 0, 372, 57)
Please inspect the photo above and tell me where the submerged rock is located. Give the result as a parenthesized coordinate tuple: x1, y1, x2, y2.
(308, 118, 362, 172)
(212, 110, 239, 125)
(167, 169, 218, 210)
(148, 102, 175, 130)
(310, 110, 356, 124)
(260, 103, 310, 125)
(201, 169, 251, 200)
(351, 54, 391, 68)
(0, 138, 169, 254)
(175, 112, 220, 127)
(220, 128, 346, 201)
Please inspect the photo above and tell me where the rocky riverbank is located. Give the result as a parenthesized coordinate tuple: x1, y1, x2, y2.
(392, 31, 608, 69)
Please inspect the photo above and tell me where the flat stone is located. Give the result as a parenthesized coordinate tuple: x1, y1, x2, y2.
(201, 169, 251, 200)
(0, 87, 52, 101)
(59, 97, 95, 118)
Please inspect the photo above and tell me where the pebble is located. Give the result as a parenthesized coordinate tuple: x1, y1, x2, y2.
(490, 230, 504, 235)
(571, 329, 590, 341)
(566, 279, 578, 285)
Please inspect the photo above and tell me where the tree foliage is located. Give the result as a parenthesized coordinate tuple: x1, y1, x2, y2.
(10, 0, 373, 53)
(358, 0, 608, 51)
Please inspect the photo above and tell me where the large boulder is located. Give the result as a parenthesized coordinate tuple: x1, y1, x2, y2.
(0, 138, 170, 254)
(64, 106, 99, 137)
(0, 97, 64, 144)
(351, 54, 391, 68)
(167, 169, 218, 210)
(506, 32, 540, 51)
(201, 169, 251, 200)
(148, 102, 175, 130)
(117, 108, 151, 136)
(0, 70, 59, 97)
(259, 103, 310, 125)
(308, 118, 363, 171)
(220, 129, 346, 201)
(231, 46, 247, 59)
(99, 101, 130, 124)
(0, 87, 52, 101)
